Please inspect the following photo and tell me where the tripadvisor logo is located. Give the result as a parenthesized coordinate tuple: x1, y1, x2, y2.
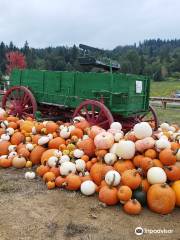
(135, 227, 174, 235)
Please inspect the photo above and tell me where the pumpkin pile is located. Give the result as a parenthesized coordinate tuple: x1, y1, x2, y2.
(0, 108, 179, 215)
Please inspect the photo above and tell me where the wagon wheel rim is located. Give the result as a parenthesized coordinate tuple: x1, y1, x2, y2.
(2, 86, 37, 118)
(73, 100, 114, 129)
(137, 105, 159, 130)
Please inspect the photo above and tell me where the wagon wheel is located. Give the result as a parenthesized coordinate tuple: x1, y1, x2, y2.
(73, 100, 114, 129)
(2, 86, 37, 118)
(136, 105, 159, 130)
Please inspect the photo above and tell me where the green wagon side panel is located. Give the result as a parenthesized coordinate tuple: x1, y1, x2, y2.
(9, 69, 150, 117)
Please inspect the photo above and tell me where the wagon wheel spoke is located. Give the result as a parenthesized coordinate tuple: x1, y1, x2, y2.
(73, 100, 114, 129)
(2, 86, 37, 118)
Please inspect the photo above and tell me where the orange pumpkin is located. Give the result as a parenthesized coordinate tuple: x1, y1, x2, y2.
(77, 138, 96, 157)
(20, 120, 34, 133)
(140, 178, 150, 192)
(30, 146, 46, 165)
(46, 181, 56, 190)
(43, 172, 56, 182)
(48, 137, 65, 149)
(8, 121, 18, 129)
(65, 174, 82, 190)
(114, 160, 134, 175)
(121, 169, 142, 190)
(117, 185, 132, 202)
(11, 132, 25, 145)
(171, 142, 180, 151)
(41, 149, 57, 165)
(152, 159, 163, 168)
(171, 180, 180, 207)
(0, 141, 11, 155)
(164, 165, 180, 181)
(74, 120, 90, 130)
(159, 149, 176, 166)
(80, 175, 92, 182)
(31, 134, 41, 144)
(46, 121, 58, 133)
(133, 155, 144, 168)
(140, 157, 153, 172)
(7, 116, 19, 122)
(17, 147, 30, 158)
(36, 165, 50, 177)
(144, 149, 157, 159)
(147, 183, 176, 214)
(90, 163, 105, 185)
(70, 128, 83, 138)
(123, 199, 142, 215)
(86, 161, 93, 171)
(0, 158, 12, 168)
(55, 176, 66, 187)
(50, 167, 60, 177)
(99, 185, 118, 205)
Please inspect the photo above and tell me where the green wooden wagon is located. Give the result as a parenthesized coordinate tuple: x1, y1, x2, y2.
(1, 68, 158, 130)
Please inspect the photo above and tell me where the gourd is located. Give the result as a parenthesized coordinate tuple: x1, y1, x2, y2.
(59, 155, 70, 164)
(133, 188, 147, 206)
(80, 180, 96, 196)
(38, 136, 50, 145)
(147, 167, 167, 184)
(115, 140, 135, 159)
(110, 122, 122, 131)
(47, 156, 58, 167)
(134, 122, 152, 139)
(60, 127, 70, 139)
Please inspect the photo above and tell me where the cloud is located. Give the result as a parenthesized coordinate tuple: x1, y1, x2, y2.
(0, 0, 179, 49)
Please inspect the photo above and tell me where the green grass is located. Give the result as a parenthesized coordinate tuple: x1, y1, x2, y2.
(150, 80, 180, 97)
(155, 107, 180, 124)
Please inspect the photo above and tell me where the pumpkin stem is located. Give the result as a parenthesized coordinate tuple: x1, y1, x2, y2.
(132, 199, 138, 204)
(110, 173, 116, 188)
(161, 183, 168, 188)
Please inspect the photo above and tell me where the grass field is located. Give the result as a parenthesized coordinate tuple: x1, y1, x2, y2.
(155, 107, 180, 124)
(150, 80, 180, 97)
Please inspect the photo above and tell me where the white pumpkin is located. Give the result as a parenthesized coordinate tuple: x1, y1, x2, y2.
(0, 108, 6, 117)
(105, 170, 121, 186)
(169, 126, 176, 133)
(60, 127, 70, 139)
(94, 132, 114, 149)
(82, 135, 89, 140)
(59, 155, 70, 164)
(104, 153, 117, 165)
(73, 116, 85, 123)
(73, 149, 84, 158)
(155, 138, 171, 151)
(114, 131, 124, 142)
(116, 140, 135, 159)
(25, 171, 36, 179)
(54, 150, 62, 158)
(176, 149, 180, 161)
(147, 167, 167, 184)
(1, 120, 8, 128)
(26, 143, 34, 151)
(68, 125, 76, 132)
(109, 143, 118, 154)
(160, 122, 170, 131)
(80, 180, 96, 196)
(6, 127, 14, 136)
(47, 133, 53, 140)
(38, 136, 50, 145)
(0, 155, 8, 159)
(1, 133, 10, 141)
(8, 145, 17, 152)
(47, 156, 58, 167)
(75, 159, 86, 172)
(60, 162, 76, 176)
(8, 151, 17, 159)
(32, 126, 37, 135)
(110, 122, 122, 131)
(42, 121, 48, 127)
(134, 122, 152, 139)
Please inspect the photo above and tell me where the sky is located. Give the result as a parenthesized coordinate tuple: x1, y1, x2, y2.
(0, 0, 180, 49)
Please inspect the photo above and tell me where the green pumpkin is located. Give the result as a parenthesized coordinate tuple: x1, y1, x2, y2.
(133, 188, 147, 206)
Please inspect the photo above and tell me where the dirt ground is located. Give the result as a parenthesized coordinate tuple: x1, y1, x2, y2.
(0, 168, 179, 240)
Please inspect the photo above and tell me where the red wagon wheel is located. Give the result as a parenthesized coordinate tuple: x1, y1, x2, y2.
(2, 86, 37, 118)
(73, 100, 114, 129)
(136, 105, 159, 130)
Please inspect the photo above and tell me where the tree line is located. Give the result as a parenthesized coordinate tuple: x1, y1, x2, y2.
(0, 39, 180, 81)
